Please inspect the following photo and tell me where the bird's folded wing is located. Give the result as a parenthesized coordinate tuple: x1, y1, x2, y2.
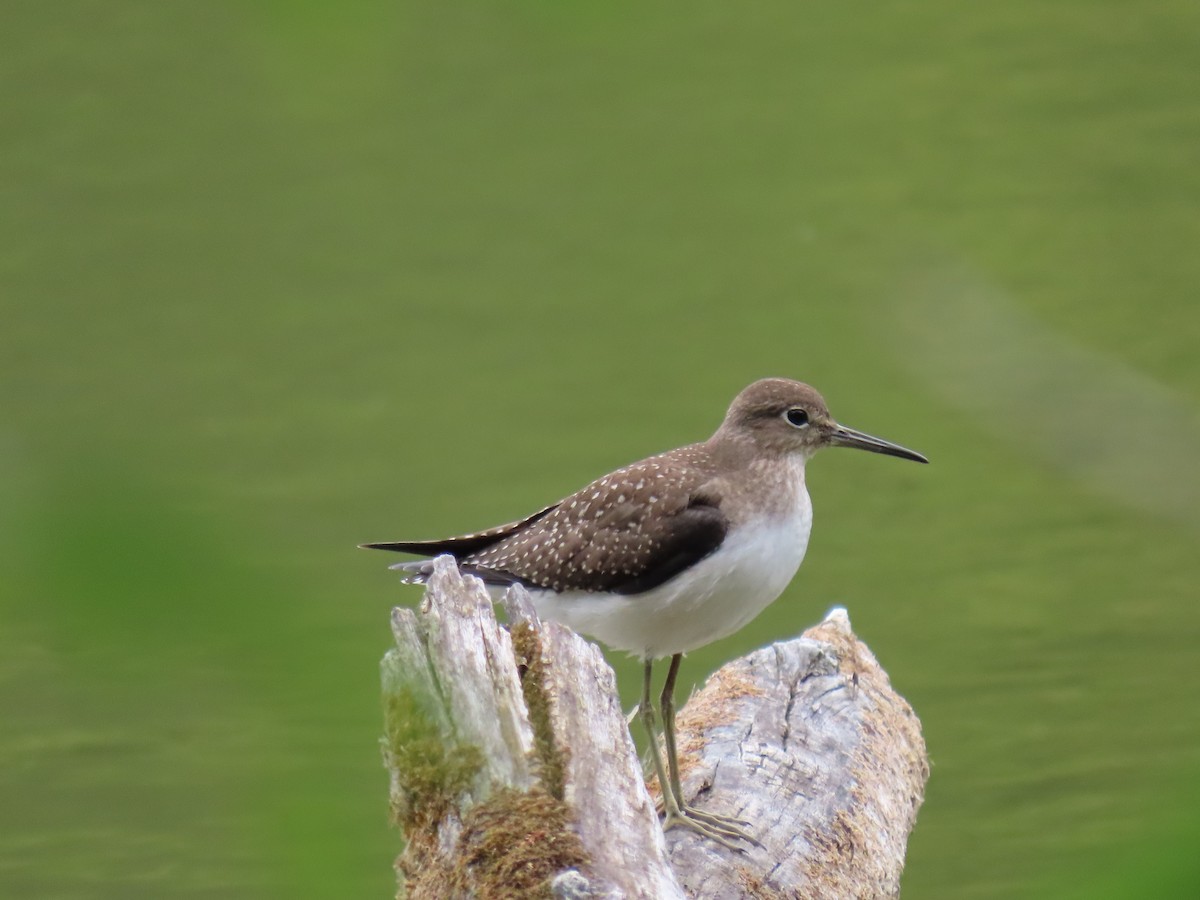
(463, 492, 728, 596)
(362, 448, 730, 596)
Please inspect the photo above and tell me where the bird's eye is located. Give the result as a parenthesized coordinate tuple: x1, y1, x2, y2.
(785, 408, 809, 427)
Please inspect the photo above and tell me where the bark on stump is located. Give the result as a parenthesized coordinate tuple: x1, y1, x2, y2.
(382, 556, 928, 899)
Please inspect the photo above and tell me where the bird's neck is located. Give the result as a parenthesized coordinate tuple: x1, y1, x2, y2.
(706, 446, 809, 526)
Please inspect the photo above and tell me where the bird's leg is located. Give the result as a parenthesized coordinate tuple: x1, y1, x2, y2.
(659, 653, 689, 811)
(640, 661, 741, 849)
(640, 660, 675, 814)
(658, 653, 759, 846)
(640, 660, 674, 812)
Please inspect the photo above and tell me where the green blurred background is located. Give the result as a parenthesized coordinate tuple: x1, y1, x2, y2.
(3, 1, 1198, 897)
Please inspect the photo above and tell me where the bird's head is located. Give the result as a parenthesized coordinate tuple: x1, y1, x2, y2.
(717, 377, 928, 464)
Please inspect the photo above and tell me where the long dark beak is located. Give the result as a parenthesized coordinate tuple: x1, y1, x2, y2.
(829, 424, 928, 463)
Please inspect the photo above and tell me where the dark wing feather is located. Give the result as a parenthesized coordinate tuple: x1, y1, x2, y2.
(359, 503, 558, 558)
(600, 497, 726, 595)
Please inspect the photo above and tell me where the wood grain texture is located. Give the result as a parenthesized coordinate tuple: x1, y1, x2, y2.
(661, 608, 929, 898)
(383, 556, 927, 899)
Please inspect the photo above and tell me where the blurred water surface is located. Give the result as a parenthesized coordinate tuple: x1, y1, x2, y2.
(3, 2, 1198, 897)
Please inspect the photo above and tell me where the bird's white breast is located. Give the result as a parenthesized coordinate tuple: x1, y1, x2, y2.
(528, 484, 814, 659)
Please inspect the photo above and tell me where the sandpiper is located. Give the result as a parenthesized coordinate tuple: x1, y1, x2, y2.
(363, 378, 927, 847)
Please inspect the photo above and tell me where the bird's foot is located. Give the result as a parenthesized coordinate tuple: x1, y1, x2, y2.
(661, 805, 761, 850)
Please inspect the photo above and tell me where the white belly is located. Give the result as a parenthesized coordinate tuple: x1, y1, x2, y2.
(527, 492, 813, 659)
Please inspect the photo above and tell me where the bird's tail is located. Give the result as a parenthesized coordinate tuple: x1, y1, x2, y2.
(386, 556, 533, 591)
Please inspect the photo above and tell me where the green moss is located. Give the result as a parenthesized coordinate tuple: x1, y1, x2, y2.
(510, 621, 568, 800)
(447, 787, 588, 899)
(386, 626, 589, 897)
(382, 682, 484, 832)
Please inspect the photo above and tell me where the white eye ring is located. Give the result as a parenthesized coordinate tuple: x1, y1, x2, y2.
(785, 407, 809, 428)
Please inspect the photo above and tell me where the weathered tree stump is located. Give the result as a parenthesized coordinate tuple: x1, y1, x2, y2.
(382, 556, 927, 899)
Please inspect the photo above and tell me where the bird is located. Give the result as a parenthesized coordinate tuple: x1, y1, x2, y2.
(362, 377, 927, 847)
